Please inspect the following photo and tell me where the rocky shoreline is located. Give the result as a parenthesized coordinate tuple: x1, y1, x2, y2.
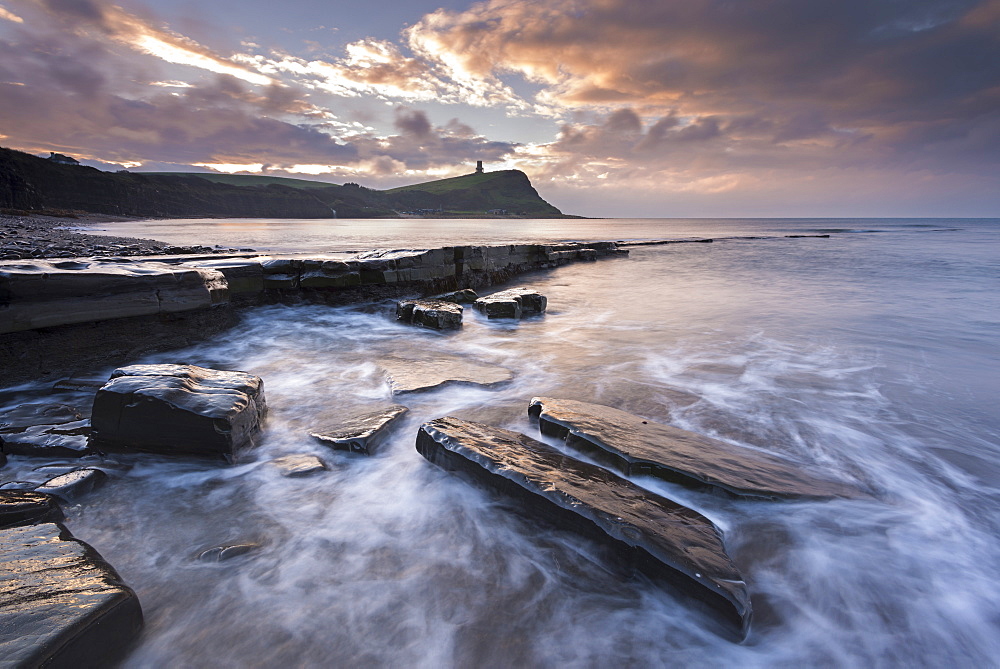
(0, 212, 253, 259)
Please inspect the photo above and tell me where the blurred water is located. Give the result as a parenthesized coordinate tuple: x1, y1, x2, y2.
(3, 218, 999, 667)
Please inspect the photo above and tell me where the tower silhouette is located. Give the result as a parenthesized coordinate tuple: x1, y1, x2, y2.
(475, 161, 483, 173)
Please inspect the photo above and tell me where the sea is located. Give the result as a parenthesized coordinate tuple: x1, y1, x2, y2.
(3, 217, 999, 667)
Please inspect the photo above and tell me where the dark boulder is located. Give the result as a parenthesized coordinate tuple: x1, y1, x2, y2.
(473, 288, 547, 319)
(528, 397, 859, 500)
(310, 405, 408, 455)
(34, 468, 107, 501)
(269, 454, 328, 477)
(396, 299, 464, 329)
(416, 417, 750, 634)
(380, 357, 513, 395)
(0, 403, 93, 458)
(90, 364, 266, 460)
(0, 490, 62, 527)
(0, 522, 143, 667)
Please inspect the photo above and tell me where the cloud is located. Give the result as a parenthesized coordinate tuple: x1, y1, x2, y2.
(32, 0, 274, 85)
(0, 5, 23, 22)
(408, 0, 1000, 170)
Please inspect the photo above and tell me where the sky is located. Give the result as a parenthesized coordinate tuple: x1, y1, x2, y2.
(0, 0, 998, 217)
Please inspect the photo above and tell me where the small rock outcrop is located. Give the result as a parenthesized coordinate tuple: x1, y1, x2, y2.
(473, 288, 547, 319)
(434, 289, 478, 304)
(310, 405, 409, 455)
(90, 364, 266, 459)
(0, 522, 143, 667)
(0, 403, 93, 458)
(269, 454, 328, 477)
(0, 490, 63, 527)
(416, 416, 750, 634)
(528, 397, 859, 500)
(396, 299, 463, 329)
(35, 468, 108, 500)
(380, 357, 514, 395)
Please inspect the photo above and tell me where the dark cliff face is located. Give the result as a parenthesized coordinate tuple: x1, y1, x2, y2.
(0, 148, 335, 218)
(0, 147, 566, 218)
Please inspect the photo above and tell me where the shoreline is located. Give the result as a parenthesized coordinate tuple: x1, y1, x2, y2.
(0, 212, 253, 260)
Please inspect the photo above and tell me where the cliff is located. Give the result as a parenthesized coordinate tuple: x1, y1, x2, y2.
(0, 147, 566, 218)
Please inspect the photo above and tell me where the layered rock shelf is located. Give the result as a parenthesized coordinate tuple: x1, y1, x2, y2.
(416, 416, 751, 634)
(0, 241, 626, 385)
(528, 397, 860, 500)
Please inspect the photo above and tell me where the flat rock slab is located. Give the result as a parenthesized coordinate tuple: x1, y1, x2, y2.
(35, 468, 108, 501)
(396, 299, 463, 330)
(0, 522, 143, 667)
(90, 364, 266, 459)
(380, 357, 513, 395)
(0, 404, 94, 458)
(310, 405, 409, 455)
(474, 288, 547, 319)
(269, 454, 328, 477)
(528, 397, 858, 500)
(417, 417, 750, 633)
(0, 491, 62, 528)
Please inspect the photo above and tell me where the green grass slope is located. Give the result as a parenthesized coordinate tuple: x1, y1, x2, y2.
(139, 172, 337, 190)
(385, 170, 563, 216)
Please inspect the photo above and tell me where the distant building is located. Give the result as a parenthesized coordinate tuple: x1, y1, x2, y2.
(47, 152, 80, 165)
(475, 160, 483, 173)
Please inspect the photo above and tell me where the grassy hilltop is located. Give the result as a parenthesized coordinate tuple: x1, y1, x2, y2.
(0, 147, 569, 218)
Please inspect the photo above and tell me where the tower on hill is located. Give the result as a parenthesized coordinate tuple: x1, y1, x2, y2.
(475, 160, 483, 173)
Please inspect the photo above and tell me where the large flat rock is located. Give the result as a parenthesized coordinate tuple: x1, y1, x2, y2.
(528, 397, 858, 500)
(473, 287, 547, 319)
(417, 416, 750, 633)
(0, 258, 228, 333)
(310, 405, 408, 455)
(90, 364, 266, 459)
(0, 522, 143, 667)
(396, 299, 463, 330)
(380, 357, 513, 395)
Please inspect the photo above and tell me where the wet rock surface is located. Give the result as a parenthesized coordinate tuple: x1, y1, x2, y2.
(0, 403, 94, 458)
(0, 490, 62, 527)
(434, 288, 479, 303)
(0, 522, 143, 667)
(380, 357, 514, 395)
(269, 454, 328, 477)
(396, 298, 464, 329)
(528, 397, 859, 500)
(35, 468, 108, 500)
(310, 405, 409, 455)
(197, 542, 262, 562)
(416, 416, 750, 633)
(473, 287, 547, 319)
(90, 364, 266, 459)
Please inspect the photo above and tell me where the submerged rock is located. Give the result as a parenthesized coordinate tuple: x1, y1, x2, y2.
(310, 405, 409, 455)
(473, 287, 547, 319)
(416, 416, 750, 634)
(35, 468, 108, 500)
(90, 364, 266, 459)
(396, 299, 463, 329)
(0, 490, 62, 527)
(197, 542, 261, 562)
(0, 403, 93, 457)
(0, 522, 143, 667)
(380, 357, 514, 395)
(269, 454, 328, 477)
(528, 397, 858, 500)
